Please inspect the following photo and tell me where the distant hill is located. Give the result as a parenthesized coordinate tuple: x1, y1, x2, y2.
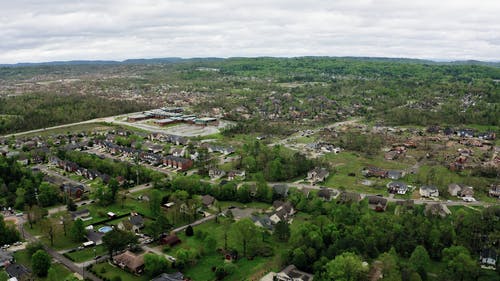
(0, 57, 224, 67)
(0, 56, 498, 68)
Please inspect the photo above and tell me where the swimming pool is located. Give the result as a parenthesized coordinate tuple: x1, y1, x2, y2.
(98, 226, 113, 233)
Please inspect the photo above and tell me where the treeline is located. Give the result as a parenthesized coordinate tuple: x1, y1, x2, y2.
(0, 156, 42, 209)
(0, 93, 151, 134)
(238, 141, 314, 181)
(58, 150, 163, 185)
(281, 190, 499, 280)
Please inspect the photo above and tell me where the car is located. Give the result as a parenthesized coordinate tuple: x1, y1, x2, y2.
(145, 183, 150, 186)
(166, 256, 176, 262)
(80, 202, 87, 205)
(227, 206, 236, 209)
(94, 255, 102, 260)
(13, 242, 22, 246)
(15, 212, 23, 217)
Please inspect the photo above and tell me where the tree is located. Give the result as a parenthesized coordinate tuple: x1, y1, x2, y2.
(102, 229, 138, 258)
(0, 271, 9, 281)
(144, 253, 169, 277)
(274, 221, 291, 242)
(69, 219, 86, 242)
(41, 218, 56, 246)
(149, 214, 172, 240)
(185, 225, 194, 237)
(442, 246, 478, 281)
(47, 267, 59, 281)
(409, 245, 430, 279)
(237, 184, 251, 203)
(37, 182, 60, 207)
(150, 189, 162, 217)
(0, 215, 20, 245)
(231, 218, 260, 257)
(66, 198, 77, 211)
(32, 249, 51, 277)
(324, 252, 367, 281)
(378, 251, 402, 281)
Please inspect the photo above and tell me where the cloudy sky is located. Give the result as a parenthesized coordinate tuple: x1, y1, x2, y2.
(1, 0, 499, 63)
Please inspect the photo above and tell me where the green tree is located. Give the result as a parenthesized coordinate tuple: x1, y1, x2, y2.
(32, 250, 51, 277)
(144, 253, 168, 277)
(69, 219, 86, 242)
(274, 221, 291, 242)
(0, 270, 9, 281)
(237, 184, 251, 203)
(102, 229, 138, 258)
(324, 252, 367, 281)
(66, 198, 77, 211)
(442, 246, 478, 281)
(409, 245, 430, 279)
(231, 218, 260, 257)
(150, 189, 162, 217)
(47, 267, 59, 281)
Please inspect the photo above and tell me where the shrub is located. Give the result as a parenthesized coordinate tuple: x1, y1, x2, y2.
(185, 225, 194, 236)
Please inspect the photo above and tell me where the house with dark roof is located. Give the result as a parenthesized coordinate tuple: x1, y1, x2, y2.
(367, 196, 388, 212)
(275, 265, 314, 281)
(361, 167, 388, 178)
(0, 250, 13, 268)
(61, 183, 86, 199)
(269, 201, 295, 224)
(480, 248, 497, 269)
(71, 209, 90, 221)
(424, 203, 451, 218)
(151, 272, 185, 281)
(118, 213, 144, 233)
(489, 184, 500, 198)
(201, 195, 215, 208)
(272, 184, 289, 198)
(387, 182, 408, 195)
(161, 234, 181, 247)
(338, 191, 362, 204)
(317, 188, 337, 201)
(5, 263, 30, 280)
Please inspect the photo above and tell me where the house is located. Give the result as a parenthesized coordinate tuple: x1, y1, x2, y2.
(118, 213, 144, 233)
(362, 167, 388, 178)
(419, 186, 439, 198)
(5, 263, 30, 280)
(478, 132, 496, 140)
(151, 272, 185, 281)
(269, 201, 296, 224)
(71, 209, 90, 221)
(274, 265, 314, 281)
(338, 191, 362, 204)
(113, 250, 145, 274)
(425, 204, 451, 218)
(61, 184, 86, 199)
(387, 181, 408, 195)
(317, 188, 337, 201)
(489, 184, 500, 198)
(307, 167, 330, 184)
(160, 234, 181, 247)
(367, 196, 388, 212)
(0, 250, 13, 268)
(457, 129, 474, 138)
(209, 169, 226, 179)
(251, 215, 274, 231)
(201, 195, 215, 208)
(480, 248, 497, 269)
(448, 183, 474, 197)
(86, 230, 104, 245)
(387, 170, 404, 180)
(227, 170, 246, 181)
(272, 184, 289, 198)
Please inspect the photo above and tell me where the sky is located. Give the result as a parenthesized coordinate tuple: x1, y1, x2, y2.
(1, 0, 499, 64)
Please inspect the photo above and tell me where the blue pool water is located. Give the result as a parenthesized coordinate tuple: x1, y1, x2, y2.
(98, 226, 113, 233)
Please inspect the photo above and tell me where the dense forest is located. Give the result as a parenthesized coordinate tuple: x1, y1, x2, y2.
(0, 93, 151, 134)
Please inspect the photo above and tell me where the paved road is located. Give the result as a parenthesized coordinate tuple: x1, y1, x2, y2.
(171, 214, 216, 233)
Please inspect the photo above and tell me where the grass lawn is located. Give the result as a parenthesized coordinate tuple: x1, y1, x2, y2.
(91, 262, 149, 281)
(66, 245, 107, 262)
(23, 223, 81, 251)
(22, 122, 113, 138)
(163, 220, 287, 281)
(13, 249, 73, 281)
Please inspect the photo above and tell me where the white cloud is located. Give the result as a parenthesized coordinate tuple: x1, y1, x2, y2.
(0, 0, 499, 63)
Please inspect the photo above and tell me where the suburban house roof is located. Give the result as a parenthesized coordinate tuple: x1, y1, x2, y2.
(201, 195, 215, 206)
(113, 250, 145, 272)
(129, 214, 144, 227)
(151, 272, 185, 281)
(161, 234, 181, 247)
